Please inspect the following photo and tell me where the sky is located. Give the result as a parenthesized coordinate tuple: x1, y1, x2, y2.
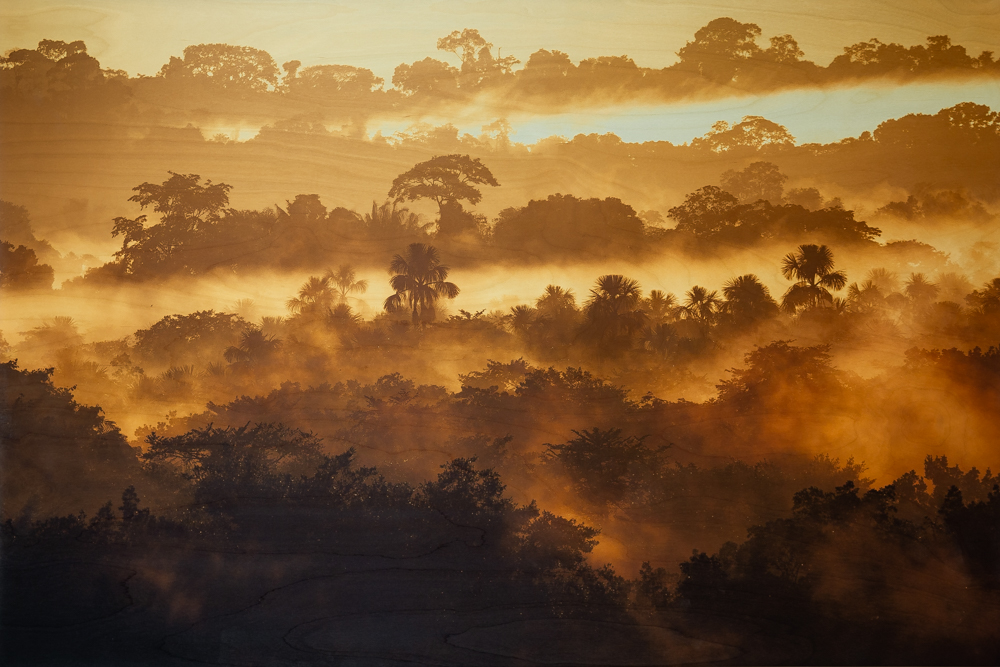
(3, 0, 999, 81)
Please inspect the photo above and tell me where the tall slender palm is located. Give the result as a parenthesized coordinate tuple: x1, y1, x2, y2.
(780, 244, 848, 313)
(383, 243, 460, 325)
(682, 285, 721, 327)
(721, 274, 777, 325)
(583, 274, 647, 353)
(325, 264, 369, 304)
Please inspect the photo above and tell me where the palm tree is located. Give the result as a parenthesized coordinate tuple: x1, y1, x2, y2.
(364, 200, 425, 238)
(643, 290, 679, 324)
(583, 274, 647, 353)
(865, 268, 900, 295)
(224, 327, 281, 370)
(325, 264, 369, 304)
(535, 285, 577, 317)
(383, 243, 460, 325)
(846, 280, 885, 313)
(232, 298, 258, 321)
(904, 273, 940, 302)
(780, 244, 848, 313)
(720, 274, 777, 325)
(286, 275, 334, 317)
(509, 304, 539, 336)
(641, 322, 678, 357)
(682, 285, 721, 328)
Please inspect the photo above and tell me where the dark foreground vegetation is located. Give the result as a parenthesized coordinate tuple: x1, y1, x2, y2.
(3, 335, 1000, 664)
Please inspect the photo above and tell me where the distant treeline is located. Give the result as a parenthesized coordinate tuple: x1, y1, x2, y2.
(4, 114, 997, 290)
(2, 22, 998, 122)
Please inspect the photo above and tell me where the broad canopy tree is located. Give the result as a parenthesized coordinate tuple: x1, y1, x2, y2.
(111, 172, 232, 277)
(158, 43, 280, 93)
(388, 154, 499, 237)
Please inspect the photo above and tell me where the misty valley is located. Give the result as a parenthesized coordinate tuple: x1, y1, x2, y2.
(2, 16, 1000, 666)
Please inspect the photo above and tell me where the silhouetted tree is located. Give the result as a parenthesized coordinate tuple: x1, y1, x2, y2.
(720, 161, 787, 203)
(720, 274, 778, 328)
(157, 43, 279, 93)
(286, 275, 335, 318)
(682, 285, 721, 331)
(542, 428, 669, 508)
(780, 244, 847, 312)
(581, 274, 647, 355)
(391, 57, 460, 97)
(111, 172, 232, 277)
(223, 327, 281, 371)
(436, 29, 518, 89)
(325, 264, 368, 304)
(383, 243, 460, 324)
(0, 241, 53, 289)
(388, 155, 498, 236)
(693, 116, 795, 152)
(675, 18, 763, 83)
(904, 273, 940, 302)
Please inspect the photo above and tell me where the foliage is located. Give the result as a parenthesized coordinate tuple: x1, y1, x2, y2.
(543, 428, 670, 508)
(383, 243, 460, 324)
(780, 244, 848, 312)
(0, 241, 53, 289)
(388, 154, 499, 211)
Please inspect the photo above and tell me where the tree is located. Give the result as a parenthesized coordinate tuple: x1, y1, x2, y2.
(966, 278, 1000, 315)
(131, 310, 246, 367)
(720, 274, 778, 327)
(325, 264, 368, 304)
(667, 186, 739, 236)
(223, 326, 281, 371)
(363, 200, 425, 238)
(383, 243, 460, 325)
(681, 285, 721, 330)
(286, 275, 335, 318)
(0, 241, 53, 289)
(715, 341, 844, 410)
(391, 57, 460, 96)
(693, 116, 796, 152)
(288, 64, 383, 100)
(142, 424, 322, 503)
(720, 161, 787, 203)
(542, 428, 669, 508)
(492, 194, 646, 257)
(643, 290, 679, 324)
(675, 18, 763, 83)
(904, 273, 940, 302)
(761, 34, 805, 64)
(158, 43, 279, 93)
(112, 172, 232, 276)
(780, 244, 848, 312)
(436, 28, 518, 88)
(2, 361, 142, 517)
(388, 155, 499, 229)
(581, 274, 647, 354)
